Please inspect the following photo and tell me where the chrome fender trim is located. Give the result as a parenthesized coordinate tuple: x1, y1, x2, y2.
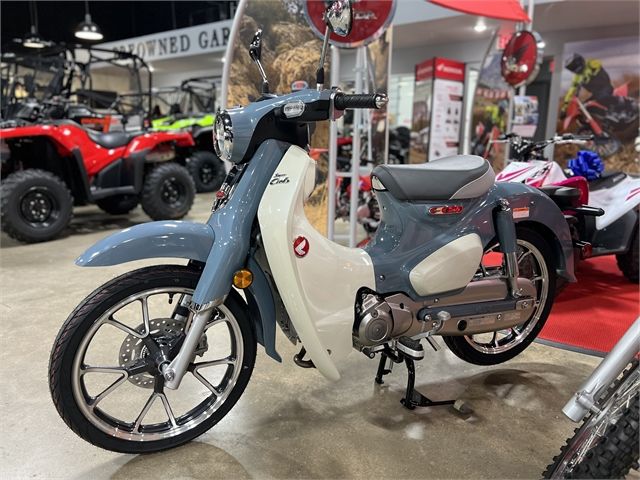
(75, 221, 215, 267)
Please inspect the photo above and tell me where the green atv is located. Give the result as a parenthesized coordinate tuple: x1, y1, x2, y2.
(148, 77, 225, 193)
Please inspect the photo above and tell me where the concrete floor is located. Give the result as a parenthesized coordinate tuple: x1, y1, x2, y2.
(0, 193, 603, 479)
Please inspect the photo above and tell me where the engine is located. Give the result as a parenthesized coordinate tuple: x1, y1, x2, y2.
(355, 293, 421, 346)
(353, 278, 538, 347)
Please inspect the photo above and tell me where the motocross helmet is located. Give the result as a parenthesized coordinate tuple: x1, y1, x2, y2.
(565, 53, 586, 74)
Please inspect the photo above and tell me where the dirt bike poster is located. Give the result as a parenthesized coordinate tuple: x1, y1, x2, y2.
(470, 47, 512, 170)
(557, 36, 639, 174)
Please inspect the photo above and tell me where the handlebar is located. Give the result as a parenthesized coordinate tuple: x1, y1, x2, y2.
(333, 93, 388, 110)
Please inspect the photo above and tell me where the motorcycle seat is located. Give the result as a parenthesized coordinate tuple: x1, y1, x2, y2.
(372, 155, 495, 201)
(86, 129, 135, 149)
(589, 171, 627, 191)
(538, 185, 582, 209)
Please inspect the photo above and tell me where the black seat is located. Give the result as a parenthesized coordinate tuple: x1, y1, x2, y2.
(86, 129, 134, 149)
(539, 185, 581, 209)
(372, 155, 494, 201)
(589, 171, 627, 191)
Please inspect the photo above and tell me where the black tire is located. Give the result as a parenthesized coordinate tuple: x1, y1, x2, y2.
(442, 227, 557, 365)
(1, 169, 73, 243)
(141, 162, 195, 220)
(616, 228, 639, 283)
(95, 194, 139, 215)
(48, 265, 257, 454)
(543, 363, 639, 479)
(186, 151, 225, 193)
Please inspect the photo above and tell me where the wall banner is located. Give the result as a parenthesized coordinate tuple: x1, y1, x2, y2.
(97, 20, 233, 62)
(556, 36, 639, 173)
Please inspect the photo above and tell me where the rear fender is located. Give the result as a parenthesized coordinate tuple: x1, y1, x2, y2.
(496, 182, 576, 282)
(126, 131, 195, 155)
(75, 220, 281, 361)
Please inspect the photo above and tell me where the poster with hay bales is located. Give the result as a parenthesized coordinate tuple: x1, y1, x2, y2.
(225, 0, 391, 237)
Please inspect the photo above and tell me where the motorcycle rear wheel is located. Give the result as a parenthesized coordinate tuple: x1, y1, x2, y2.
(442, 227, 556, 365)
(48, 265, 256, 453)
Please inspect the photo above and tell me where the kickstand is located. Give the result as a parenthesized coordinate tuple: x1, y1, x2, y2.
(400, 356, 455, 410)
(375, 353, 392, 384)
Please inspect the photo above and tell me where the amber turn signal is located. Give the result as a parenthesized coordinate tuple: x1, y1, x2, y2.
(232, 269, 253, 289)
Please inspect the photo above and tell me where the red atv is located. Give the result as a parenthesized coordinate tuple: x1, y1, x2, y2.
(0, 120, 197, 243)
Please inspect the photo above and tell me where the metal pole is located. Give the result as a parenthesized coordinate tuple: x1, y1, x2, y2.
(220, 0, 247, 110)
(518, 0, 535, 96)
(327, 45, 340, 240)
(364, 49, 373, 163)
(349, 47, 365, 247)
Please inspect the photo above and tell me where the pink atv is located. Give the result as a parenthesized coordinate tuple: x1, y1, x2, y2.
(495, 133, 639, 282)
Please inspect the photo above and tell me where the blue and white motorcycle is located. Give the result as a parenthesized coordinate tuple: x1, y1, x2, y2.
(49, 1, 576, 453)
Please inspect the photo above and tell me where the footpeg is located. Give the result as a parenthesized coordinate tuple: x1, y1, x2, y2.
(397, 336, 424, 360)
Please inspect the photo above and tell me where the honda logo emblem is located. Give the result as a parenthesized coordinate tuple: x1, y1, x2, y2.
(293, 236, 310, 258)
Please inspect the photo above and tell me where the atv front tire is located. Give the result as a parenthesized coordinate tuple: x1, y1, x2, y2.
(141, 162, 195, 220)
(95, 194, 139, 215)
(616, 228, 639, 283)
(1, 169, 73, 243)
(187, 151, 225, 193)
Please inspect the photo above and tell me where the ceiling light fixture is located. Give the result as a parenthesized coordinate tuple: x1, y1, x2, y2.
(23, 2, 46, 49)
(474, 20, 488, 33)
(75, 0, 103, 41)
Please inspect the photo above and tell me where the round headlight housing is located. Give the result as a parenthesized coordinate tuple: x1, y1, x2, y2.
(213, 110, 233, 161)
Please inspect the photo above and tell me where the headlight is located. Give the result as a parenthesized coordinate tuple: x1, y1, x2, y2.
(213, 110, 233, 161)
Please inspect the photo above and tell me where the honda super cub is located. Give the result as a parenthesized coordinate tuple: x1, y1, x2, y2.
(49, 1, 575, 454)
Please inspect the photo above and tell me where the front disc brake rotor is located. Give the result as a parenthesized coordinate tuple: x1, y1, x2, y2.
(119, 318, 186, 389)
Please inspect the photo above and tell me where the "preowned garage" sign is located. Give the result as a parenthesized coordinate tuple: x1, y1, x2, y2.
(97, 20, 233, 62)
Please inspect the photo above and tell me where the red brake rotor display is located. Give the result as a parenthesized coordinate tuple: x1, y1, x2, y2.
(501, 30, 544, 88)
(304, 0, 396, 48)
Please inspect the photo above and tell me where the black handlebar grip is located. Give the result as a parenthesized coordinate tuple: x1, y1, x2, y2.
(333, 93, 388, 110)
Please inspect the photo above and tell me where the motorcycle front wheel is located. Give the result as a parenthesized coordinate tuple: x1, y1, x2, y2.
(48, 265, 256, 453)
(543, 361, 639, 479)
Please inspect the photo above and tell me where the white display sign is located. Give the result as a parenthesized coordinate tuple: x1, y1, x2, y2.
(97, 20, 233, 62)
(512, 95, 539, 138)
(428, 78, 463, 160)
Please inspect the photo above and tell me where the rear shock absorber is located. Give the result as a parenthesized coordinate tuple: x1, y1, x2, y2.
(495, 199, 521, 298)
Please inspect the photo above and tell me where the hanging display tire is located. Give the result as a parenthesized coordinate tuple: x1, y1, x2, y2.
(1, 169, 73, 243)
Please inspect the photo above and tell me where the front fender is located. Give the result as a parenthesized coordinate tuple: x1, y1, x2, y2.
(75, 220, 282, 362)
(75, 221, 214, 267)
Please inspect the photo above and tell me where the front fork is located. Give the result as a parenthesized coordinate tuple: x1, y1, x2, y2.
(161, 302, 219, 389)
(563, 317, 640, 422)
(495, 199, 521, 297)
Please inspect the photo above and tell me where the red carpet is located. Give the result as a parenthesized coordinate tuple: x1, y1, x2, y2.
(538, 256, 639, 356)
